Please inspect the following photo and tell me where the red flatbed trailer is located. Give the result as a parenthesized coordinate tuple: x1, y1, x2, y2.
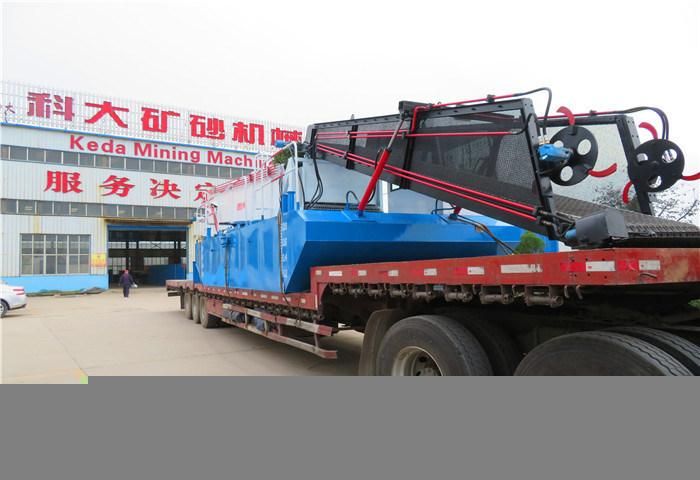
(167, 247, 700, 375)
(167, 90, 700, 375)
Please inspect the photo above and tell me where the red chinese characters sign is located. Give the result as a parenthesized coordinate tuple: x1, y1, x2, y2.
(46, 170, 203, 202)
(100, 175, 135, 198)
(3, 82, 303, 155)
(44, 171, 83, 194)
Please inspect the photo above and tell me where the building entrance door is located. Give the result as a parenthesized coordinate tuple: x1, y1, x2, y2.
(107, 225, 187, 286)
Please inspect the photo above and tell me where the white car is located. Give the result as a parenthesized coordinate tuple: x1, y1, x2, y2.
(0, 281, 27, 317)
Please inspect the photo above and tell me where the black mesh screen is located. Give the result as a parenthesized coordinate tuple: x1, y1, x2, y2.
(311, 100, 700, 246)
(312, 101, 548, 234)
(407, 109, 539, 208)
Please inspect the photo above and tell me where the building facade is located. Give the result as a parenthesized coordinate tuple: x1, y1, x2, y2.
(0, 82, 303, 293)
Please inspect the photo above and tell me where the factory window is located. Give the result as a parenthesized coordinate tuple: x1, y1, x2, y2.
(1, 199, 17, 214)
(53, 202, 69, 215)
(79, 153, 95, 167)
(175, 207, 189, 220)
(63, 152, 79, 165)
(86, 203, 102, 217)
(10, 146, 27, 161)
(162, 207, 176, 219)
(21, 234, 90, 275)
(1, 144, 241, 180)
(28, 148, 45, 162)
(148, 206, 163, 219)
(144, 257, 170, 266)
(95, 155, 110, 168)
(133, 205, 147, 218)
(154, 160, 168, 173)
(70, 203, 87, 216)
(141, 158, 154, 171)
(167, 162, 182, 175)
(18, 200, 36, 215)
(45, 150, 62, 164)
(2, 198, 199, 223)
(103, 204, 118, 217)
(37, 201, 53, 215)
(126, 157, 140, 170)
(117, 205, 133, 217)
(110, 156, 125, 169)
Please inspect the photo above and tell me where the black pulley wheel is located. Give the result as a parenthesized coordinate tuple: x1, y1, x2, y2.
(514, 331, 692, 376)
(628, 139, 684, 192)
(549, 126, 599, 186)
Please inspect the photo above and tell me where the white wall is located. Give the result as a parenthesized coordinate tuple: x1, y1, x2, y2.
(0, 215, 106, 277)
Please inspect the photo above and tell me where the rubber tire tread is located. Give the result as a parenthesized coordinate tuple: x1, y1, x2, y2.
(515, 331, 692, 376)
(201, 297, 220, 329)
(192, 294, 201, 324)
(184, 292, 193, 320)
(608, 327, 700, 375)
(376, 315, 492, 376)
(440, 312, 521, 376)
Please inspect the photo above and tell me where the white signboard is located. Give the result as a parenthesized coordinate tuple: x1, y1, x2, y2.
(0, 81, 304, 155)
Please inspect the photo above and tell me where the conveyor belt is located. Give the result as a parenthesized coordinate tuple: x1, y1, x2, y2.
(554, 195, 700, 247)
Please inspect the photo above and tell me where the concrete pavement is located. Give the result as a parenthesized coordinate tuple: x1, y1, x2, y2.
(1, 287, 362, 383)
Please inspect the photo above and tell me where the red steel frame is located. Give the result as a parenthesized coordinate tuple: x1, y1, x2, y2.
(167, 247, 700, 358)
(168, 247, 700, 314)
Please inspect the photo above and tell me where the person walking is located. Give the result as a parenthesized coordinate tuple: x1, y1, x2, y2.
(118, 268, 135, 298)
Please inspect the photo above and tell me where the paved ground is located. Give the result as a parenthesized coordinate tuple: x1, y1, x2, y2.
(1, 287, 363, 383)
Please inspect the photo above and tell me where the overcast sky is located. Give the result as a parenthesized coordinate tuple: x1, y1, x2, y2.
(2, 0, 699, 169)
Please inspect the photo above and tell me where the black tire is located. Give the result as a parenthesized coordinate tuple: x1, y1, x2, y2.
(0, 300, 8, 318)
(515, 331, 692, 376)
(608, 327, 700, 375)
(376, 315, 492, 376)
(184, 292, 193, 320)
(201, 301, 221, 329)
(439, 311, 522, 376)
(192, 294, 201, 324)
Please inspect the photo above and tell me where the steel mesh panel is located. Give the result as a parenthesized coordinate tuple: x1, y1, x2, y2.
(554, 194, 700, 245)
(407, 108, 540, 207)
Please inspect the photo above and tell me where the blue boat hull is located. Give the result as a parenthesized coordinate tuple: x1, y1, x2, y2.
(196, 209, 556, 293)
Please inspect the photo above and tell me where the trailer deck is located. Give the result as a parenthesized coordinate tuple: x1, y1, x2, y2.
(168, 247, 700, 359)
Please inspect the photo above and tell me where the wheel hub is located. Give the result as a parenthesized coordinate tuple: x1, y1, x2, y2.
(392, 347, 442, 376)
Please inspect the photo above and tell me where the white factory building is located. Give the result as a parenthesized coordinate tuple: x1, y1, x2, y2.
(0, 82, 303, 293)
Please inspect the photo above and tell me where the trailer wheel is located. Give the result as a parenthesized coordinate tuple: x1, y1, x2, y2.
(201, 301, 221, 329)
(607, 327, 700, 375)
(183, 292, 193, 320)
(191, 294, 201, 324)
(376, 315, 492, 376)
(199, 296, 217, 327)
(515, 331, 692, 376)
(438, 310, 522, 376)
